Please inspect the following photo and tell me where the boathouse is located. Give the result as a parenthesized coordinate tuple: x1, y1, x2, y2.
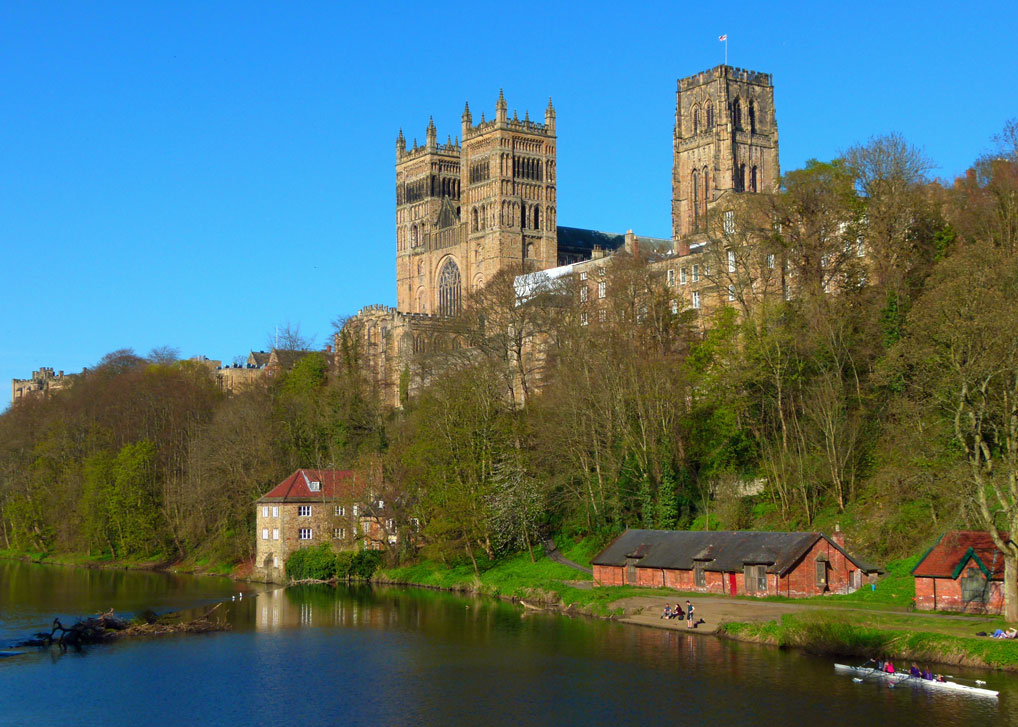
(591, 527, 880, 598)
(912, 531, 1011, 614)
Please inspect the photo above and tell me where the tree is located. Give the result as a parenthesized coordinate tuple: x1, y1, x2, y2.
(899, 242, 1018, 621)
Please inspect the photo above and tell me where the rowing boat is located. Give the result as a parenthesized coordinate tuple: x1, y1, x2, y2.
(834, 663, 999, 698)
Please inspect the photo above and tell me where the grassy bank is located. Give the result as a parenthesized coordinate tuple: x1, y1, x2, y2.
(377, 539, 676, 617)
(718, 610, 1018, 671)
(0, 548, 238, 577)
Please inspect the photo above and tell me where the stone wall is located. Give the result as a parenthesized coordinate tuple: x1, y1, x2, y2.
(252, 501, 360, 583)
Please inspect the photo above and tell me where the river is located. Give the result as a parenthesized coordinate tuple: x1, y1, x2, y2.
(0, 560, 1013, 726)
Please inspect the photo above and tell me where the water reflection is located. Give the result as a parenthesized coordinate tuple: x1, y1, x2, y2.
(0, 563, 1014, 727)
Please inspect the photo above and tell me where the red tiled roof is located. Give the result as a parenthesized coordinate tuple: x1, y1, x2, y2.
(257, 469, 357, 503)
(912, 530, 1010, 580)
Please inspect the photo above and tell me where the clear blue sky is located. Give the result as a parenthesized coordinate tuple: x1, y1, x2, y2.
(3, 1, 1016, 403)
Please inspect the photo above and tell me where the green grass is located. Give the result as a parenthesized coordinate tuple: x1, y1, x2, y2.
(718, 609, 1018, 671)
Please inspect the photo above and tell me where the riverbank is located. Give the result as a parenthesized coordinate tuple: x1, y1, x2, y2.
(0, 548, 246, 579)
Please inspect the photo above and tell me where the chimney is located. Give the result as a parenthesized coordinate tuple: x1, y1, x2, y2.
(832, 523, 845, 550)
(625, 230, 638, 259)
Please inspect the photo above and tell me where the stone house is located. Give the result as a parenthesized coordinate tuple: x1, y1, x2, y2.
(912, 530, 1012, 613)
(253, 468, 363, 582)
(591, 526, 880, 598)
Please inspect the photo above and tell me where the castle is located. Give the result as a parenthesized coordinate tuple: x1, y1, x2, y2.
(342, 64, 780, 406)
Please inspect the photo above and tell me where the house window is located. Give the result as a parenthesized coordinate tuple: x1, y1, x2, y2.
(352, 504, 359, 517)
(308, 480, 321, 492)
(667, 269, 675, 286)
(597, 267, 605, 278)
(744, 565, 767, 593)
(261, 528, 269, 540)
(728, 285, 735, 302)
(272, 529, 279, 540)
(335, 505, 345, 517)
(680, 268, 687, 285)
(597, 281, 606, 299)
(377, 500, 384, 509)
(766, 254, 775, 269)
(695, 563, 706, 588)
(692, 291, 701, 309)
(670, 299, 678, 314)
(262, 506, 269, 518)
(579, 271, 588, 281)
(272, 506, 279, 518)
(580, 312, 588, 326)
(298, 505, 311, 517)
(728, 250, 736, 273)
(386, 519, 395, 531)
(961, 568, 989, 604)
(598, 309, 606, 322)
(723, 210, 735, 235)
(334, 527, 346, 539)
(580, 286, 588, 303)
(692, 265, 700, 283)
(815, 560, 827, 588)
(299, 528, 313, 540)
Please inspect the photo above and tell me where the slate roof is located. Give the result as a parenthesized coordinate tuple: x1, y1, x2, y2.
(257, 469, 357, 503)
(591, 529, 879, 576)
(556, 226, 627, 260)
(911, 530, 1010, 580)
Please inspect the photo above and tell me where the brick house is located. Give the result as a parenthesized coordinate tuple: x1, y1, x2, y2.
(253, 469, 364, 582)
(912, 531, 1012, 613)
(591, 526, 880, 598)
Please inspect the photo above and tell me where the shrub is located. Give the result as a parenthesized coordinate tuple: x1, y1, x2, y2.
(351, 549, 383, 579)
(285, 544, 338, 581)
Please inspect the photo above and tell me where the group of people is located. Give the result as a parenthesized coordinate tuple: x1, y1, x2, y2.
(660, 600, 696, 627)
(869, 659, 945, 682)
(990, 627, 1018, 639)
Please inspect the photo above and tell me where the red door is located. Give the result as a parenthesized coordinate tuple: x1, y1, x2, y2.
(729, 572, 737, 595)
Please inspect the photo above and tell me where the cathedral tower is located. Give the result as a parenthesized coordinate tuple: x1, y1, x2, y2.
(672, 65, 779, 251)
(395, 93, 558, 315)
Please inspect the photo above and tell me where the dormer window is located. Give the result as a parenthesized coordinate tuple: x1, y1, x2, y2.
(309, 481, 321, 492)
(377, 500, 384, 509)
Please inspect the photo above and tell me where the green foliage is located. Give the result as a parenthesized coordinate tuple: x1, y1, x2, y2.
(285, 544, 338, 581)
(351, 549, 383, 579)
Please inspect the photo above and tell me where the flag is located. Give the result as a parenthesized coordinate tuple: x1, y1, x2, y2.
(719, 34, 727, 41)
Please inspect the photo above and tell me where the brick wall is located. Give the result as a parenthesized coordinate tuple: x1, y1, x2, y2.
(914, 575, 1004, 614)
(593, 564, 624, 586)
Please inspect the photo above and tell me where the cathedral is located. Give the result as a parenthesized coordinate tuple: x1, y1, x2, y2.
(341, 64, 780, 407)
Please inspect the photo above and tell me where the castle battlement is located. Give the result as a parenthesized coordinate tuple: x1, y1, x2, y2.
(679, 65, 772, 91)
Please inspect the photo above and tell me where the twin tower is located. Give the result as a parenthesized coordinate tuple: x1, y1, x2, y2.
(394, 65, 779, 316)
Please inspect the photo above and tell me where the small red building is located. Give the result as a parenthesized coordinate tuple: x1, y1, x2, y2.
(591, 527, 880, 598)
(912, 531, 1012, 614)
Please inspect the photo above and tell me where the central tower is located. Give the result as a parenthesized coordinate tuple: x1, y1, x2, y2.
(395, 93, 558, 315)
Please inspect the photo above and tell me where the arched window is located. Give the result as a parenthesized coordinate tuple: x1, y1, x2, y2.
(692, 106, 700, 135)
(732, 98, 742, 130)
(749, 100, 757, 134)
(471, 208, 479, 232)
(416, 290, 425, 314)
(533, 205, 541, 231)
(521, 205, 528, 230)
(705, 101, 714, 130)
(751, 166, 758, 193)
(702, 166, 710, 222)
(738, 163, 747, 192)
(691, 169, 700, 231)
(438, 260, 462, 316)
(525, 242, 534, 259)
(410, 225, 418, 247)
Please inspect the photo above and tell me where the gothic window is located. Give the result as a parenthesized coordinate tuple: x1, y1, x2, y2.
(411, 225, 419, 247)
(472, 208, 479, 232)
(525, 242, 534, 259)
(438, 259, 462, 316)
(736, 163, 746, 192)
(749, 100, 757, 134)
(732, 98, 742, 130)
(702, 165, 710, 221)
(751, 166, 758, 193)
(416, 290, 425, 314)
(692, 106, 700, 135)
(533, 205, 541, 230)
(705, 101, 714, 130)
(691, 169, 701, 231)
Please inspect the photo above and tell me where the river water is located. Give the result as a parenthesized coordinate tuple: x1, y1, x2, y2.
(0, 560, 1013, 726)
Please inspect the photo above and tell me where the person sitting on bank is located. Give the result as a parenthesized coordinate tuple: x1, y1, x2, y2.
(671, 603, 682, 619)
(660, 604, 672, 619)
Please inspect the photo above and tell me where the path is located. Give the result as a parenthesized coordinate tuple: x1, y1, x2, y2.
(542, 537, 593, 576)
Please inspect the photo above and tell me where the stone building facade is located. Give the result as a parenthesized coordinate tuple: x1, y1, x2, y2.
(342, 65, 781, 407)
(11, 367, 76, 404)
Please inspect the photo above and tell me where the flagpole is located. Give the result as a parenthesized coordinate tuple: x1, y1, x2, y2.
(725, 37, 728, 65)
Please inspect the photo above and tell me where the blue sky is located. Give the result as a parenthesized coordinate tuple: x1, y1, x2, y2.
(2, 1, 1016, 403)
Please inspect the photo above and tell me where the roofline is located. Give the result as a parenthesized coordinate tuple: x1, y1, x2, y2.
(911, 532, 947, 576)
(951, 547, 996, 580)
(590, 530, 629, 566)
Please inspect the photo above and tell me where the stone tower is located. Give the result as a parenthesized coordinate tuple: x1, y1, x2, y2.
(672, 65, 779, 252)
(395, 92, 558, 315)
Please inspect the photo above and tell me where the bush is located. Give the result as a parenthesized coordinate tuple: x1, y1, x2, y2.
(285, 544, 338, 581)
(351, 549, 383, 579)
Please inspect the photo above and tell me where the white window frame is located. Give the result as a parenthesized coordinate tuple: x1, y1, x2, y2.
(261, 528, 269, 540)
(670, 299, 678, 314)
(580, 286, 588, 303)
(728, 250, 736, 273)
(335, 505, 345, 517)
(692, 291, 701, 309)
(680, 267, 687, 285)
(262, 506, 269, 518)
(692, 265, 700, 283)
(723, 210, 735, 235)
(579, 270, 588, 281)
(728, 285, 735, 302)
(298, 528, 313, 540)
(352, 504, 359, 517)
(667, 269, 675, 286)
(597, 281, 606, 299)
(272, 506, 278, 518)
(272, 528, 279, 540)
(580, 312, 588, 326)
(766, 254, 775, 269)
(298, 505, 311, 517)
(334, 527, 345, 539)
